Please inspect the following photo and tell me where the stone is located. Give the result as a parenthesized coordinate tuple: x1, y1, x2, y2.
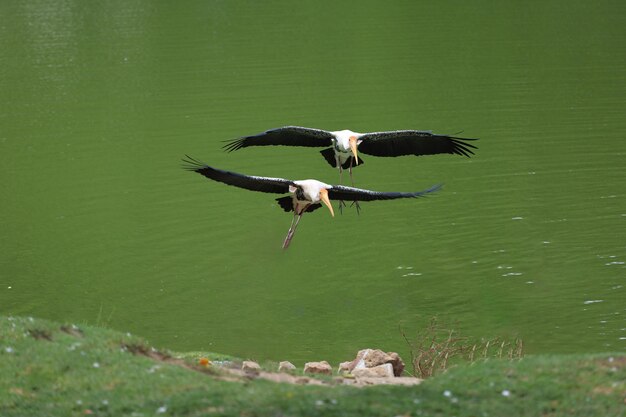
(242, 360, 261, 374)
(278, 361, 296, 373)
(363, 349, 394, 368)
(352, 363, 395, 378)
(338, 361, 352, 374)
(345, 348, 406, 376)
(303, 361, 332, 375)
(388, 352, 405, 377)
(348, 349, 391, 371)
(347, 349, 369, 372)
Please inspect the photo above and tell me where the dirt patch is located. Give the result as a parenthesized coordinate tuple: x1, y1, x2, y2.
(122, 343, 233, 380)
(595, 356, 626, 369)
(60, 325, 84, 338)
(124, 343, 177, 362)
(28, 328, 52, 341)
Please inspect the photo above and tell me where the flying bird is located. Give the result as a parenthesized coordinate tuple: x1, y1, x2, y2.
(223, 126, 477, 183)
(183, 156, 441, 249)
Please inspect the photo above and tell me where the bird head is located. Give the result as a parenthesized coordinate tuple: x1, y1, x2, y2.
(349, 136, 359, 165)
(318, 188, 334, 217)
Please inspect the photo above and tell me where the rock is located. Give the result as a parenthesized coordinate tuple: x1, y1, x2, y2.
(347, 349, 369, 372)
(345, 348, 406, 376)
(303, 361, 332, 375)
(348, 349, 391, 371)
(363, 349, 394, 368)
(388, 352, 405, 377)
(278, 361, 296, 373)
(338, 361, 352, 374)
(242, 361, 261, 374)
(352, 363, 395, 378)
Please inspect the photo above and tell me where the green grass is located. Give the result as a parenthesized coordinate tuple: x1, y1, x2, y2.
(1, 316, 624, 417)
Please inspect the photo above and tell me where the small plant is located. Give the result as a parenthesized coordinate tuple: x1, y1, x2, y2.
(400, 317, 523, 379)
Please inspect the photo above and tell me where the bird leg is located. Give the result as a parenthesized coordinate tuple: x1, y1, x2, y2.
(348, 157, 357, 187)
(282, 205, 309, 249)
(282, 214, 301, 249)
(336, 158, 349, 209)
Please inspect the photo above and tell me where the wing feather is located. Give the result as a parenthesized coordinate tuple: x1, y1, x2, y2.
(223, 126, 334, 152)
(327, 183, 442, 202)
(358, 130, 478, 157)
(182, 156, 293, 194)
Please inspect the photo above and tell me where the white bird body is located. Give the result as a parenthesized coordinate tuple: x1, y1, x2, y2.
(331, 129, 362, 150)
(290, 180, 334, 216)
(292, 179, 332, 201)
(330, 130, 363, 171)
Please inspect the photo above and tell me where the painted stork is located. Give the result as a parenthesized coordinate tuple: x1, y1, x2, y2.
(183, 156, 441, 249)
(222, 126, 477, 183)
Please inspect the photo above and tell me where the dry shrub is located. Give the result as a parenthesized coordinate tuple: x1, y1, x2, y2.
(400, 317, 523, 379)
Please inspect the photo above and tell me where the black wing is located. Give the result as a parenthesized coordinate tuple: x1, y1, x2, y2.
(358, 130, 478, 158)
(327, 183, 442, 202)
(182, 155, 293, 194)
(223, 126, 334, 152)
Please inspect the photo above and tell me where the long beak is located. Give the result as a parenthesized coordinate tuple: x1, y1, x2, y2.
(319, 189, 334, 217)
(349, 136, 359, 165)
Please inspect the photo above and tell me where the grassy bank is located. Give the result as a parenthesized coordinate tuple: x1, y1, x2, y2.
(1, 316, 623, 416)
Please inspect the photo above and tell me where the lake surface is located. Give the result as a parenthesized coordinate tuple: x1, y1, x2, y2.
(1, 0, 624, 365)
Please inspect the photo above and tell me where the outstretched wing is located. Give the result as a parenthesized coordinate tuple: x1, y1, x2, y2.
(182, 155, 293, 194)
(223, 126, 334, 152)
(327, 183, 442, 202)
(358, 130, 477, 157)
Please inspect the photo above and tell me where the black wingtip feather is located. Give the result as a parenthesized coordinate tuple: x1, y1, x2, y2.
(450, 137, 478, 157)
(421, 183, 443, 196)
(405, 183, 443, 198)
(181, 155, 207, 171)
(222, 138, 246, 152)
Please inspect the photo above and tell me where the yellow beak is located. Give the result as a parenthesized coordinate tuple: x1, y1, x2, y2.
(349, 136, 359, 165)
(319, 189, 334, 217)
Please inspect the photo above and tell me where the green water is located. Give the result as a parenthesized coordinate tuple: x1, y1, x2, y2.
(1, 1, 625, 365)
